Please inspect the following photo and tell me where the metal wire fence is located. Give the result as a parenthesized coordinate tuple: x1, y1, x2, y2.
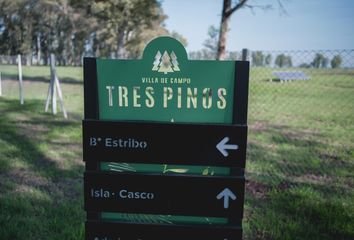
(1, 50, 353, 127)
(245, 49, 354, 125)
(243, 50, 354, 219)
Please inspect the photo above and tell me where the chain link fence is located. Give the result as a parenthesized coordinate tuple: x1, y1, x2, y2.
(243, 49, 354, 238)
(0, 55, 18, 65)
(0, 54, 34, 65)
(1, 50, 353, 128)
(228, 49, 354, 239)
(246, 49, 354, 124)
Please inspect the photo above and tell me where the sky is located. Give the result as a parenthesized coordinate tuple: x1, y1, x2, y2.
(161, 0, 354, 52)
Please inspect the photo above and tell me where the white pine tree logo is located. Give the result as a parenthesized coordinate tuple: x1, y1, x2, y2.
(152, 50, 161, 71)
(152, 50, 180, 74)
(170, 51, 180, 71)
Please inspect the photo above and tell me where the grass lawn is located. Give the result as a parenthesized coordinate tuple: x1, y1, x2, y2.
(0, 64, 353, 239)
(0, 65, 84, 239)
(245, 67, 354, 239)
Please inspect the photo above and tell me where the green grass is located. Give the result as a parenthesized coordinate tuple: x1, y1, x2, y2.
(0, 64, 353, 239)
(244, 67, 354, 239)
(0, 65, 84, 239)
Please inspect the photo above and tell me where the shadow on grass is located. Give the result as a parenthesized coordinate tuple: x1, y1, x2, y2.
(0, 193, 84, 240)
(1, 73, 82, 85)
(0, 98, 83, 178)
(244, 121, 354, 240)
(245, 186, 354, 240)
(0, 98, 85, 239)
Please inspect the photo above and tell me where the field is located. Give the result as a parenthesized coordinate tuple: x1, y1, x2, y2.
(0, 64, 353, 239)
(245, 67, 354, 239)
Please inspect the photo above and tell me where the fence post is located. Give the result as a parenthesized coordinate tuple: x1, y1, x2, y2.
(50, 54, 57, 115)
(0, 71, 2, 96)
(54, 68, 67, 119)
(45, 54, 67, 119)
(242, 48, 249, 61)
(18, 54, 24, 104)
(45, 54, 57, 114)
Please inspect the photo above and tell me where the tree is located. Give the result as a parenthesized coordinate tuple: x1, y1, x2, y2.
(203, 25, 219, 58)
(331, 55, 342, 68)
(287, 56, 293, 67)
(312, 53, 328, 68)
(0, 0, 94, 65)
(0, 0, 33, 56)
(299, 63, 311, 68)
(188, 26, 220, 60)
(251, 51, 265, 66)
(275, 54, 284, 67)
(36, 0, 93, 65)
(90, 0, 162, 59)
(170, 31, 188, 47)
(321, 57, 329, 68)
(188, 49, 213, 60)
(275, 54, 292, 68)
(216, 0, 286, 60)
(0, 0, 184, 64)
(121, 3, 170, 59)
(265, 54, 272, 66)
(312, 53, 322, 68)
(228, 51, 238, 60)
(188, 25, 219, 60)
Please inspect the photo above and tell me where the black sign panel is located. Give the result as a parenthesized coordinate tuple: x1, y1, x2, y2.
(86, 221, 242, 240)
(83, 120, 247, 168)
(84, 171, 245, 218)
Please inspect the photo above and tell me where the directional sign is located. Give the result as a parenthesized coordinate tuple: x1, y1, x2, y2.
(83, 36, 249, 240)
(217, 188, 237, 209)
(216, 137, 239, 157)
(86, 221, 243, 240)
(84, 171, 245, 218)
(83, 120, 247, 168)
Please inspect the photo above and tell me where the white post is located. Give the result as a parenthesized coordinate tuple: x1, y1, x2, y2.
(18, 54, 24, 104)
(45, 54, 67, 118)
(44, 78, 52, 112)
(54, 74, 67, 119)
(0, 71, 2, 96)
(50, 54, 57, 115)
(45, 54, 57, 114)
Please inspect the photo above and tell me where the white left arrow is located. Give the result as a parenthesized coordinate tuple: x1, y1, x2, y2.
(216, 188, 236, 209)
(216, 137, 238, 157)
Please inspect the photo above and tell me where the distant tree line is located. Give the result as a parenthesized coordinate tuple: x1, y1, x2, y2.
(0, 0, 186, 65)
(251, 51, 272, 67)
(249, 51, 342, 69)
(308, 53, 342, 69)
(189, 26, 239, 60)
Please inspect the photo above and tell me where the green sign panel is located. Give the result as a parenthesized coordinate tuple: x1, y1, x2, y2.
(96, 36, 235, 123)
